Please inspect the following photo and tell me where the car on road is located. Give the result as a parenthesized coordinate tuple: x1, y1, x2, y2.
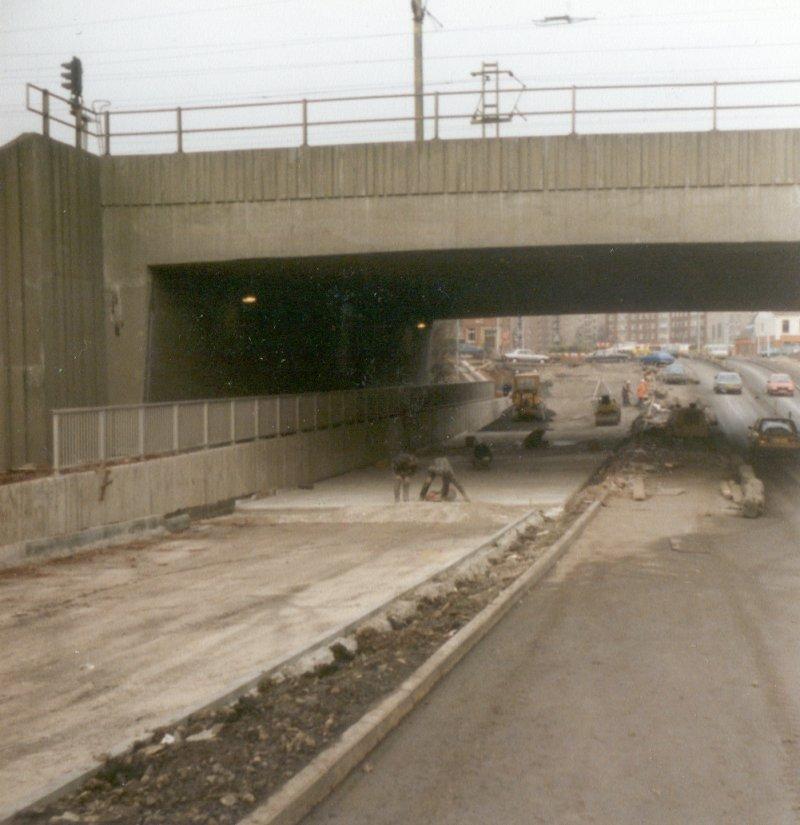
(586, 350, 630, 363)
(502, 348, 549, 365)
(766, 373, 795, 396)
(662, 362, 689, 384)
(458, 342, 485, 358)
(748, 417, 800, 456)
(640, 351, 675, 366)
(713, 371, 743, 394)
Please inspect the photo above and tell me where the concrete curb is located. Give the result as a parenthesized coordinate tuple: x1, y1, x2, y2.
(0, 514, 181, 572)
(0, 496, 545, 823)
(240, 495, 606, 825)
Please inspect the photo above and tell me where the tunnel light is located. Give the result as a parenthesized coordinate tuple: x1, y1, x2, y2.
(416, 321, 427, 330)
(241, 295, 257, 305)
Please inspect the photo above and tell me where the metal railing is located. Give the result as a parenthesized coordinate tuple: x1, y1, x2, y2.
(26, 77, 800, 156)
(51, 382, 493, 473)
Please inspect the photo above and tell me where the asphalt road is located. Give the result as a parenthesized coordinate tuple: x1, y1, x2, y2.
(303, 360, 800, 825)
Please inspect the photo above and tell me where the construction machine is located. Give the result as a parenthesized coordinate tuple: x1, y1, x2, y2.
(594, 394, 622, 426)
(592, 381, 621, 426)
(511, 371, 546, 420)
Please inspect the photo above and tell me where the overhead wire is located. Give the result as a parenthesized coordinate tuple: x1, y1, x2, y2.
(1, 2, 798, 55)
(4, 39, 800, 84)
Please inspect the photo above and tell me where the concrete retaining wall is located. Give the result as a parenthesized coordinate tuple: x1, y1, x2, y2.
(0, 397, 505, 568)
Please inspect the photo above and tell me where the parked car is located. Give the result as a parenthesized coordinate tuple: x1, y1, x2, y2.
(458, 342, 484, 358)
(640, 351, 675, 366)
(748, 417, 800, 456)
(503, 348, 549, 364)
(766, 373, 795, 396)
(713, 371, 743, 394)
(662, 362, 689, 384)
(587, 350, 630, 363)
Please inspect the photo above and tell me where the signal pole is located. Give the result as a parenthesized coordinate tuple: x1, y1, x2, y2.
(60, 56, 83, 149)
(411, 1, 425, 142)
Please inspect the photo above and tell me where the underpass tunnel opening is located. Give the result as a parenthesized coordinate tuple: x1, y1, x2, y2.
(146, 261, 439, 402)
(146, 242, 800, 402)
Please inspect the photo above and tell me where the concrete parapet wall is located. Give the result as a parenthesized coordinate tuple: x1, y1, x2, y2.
(101, 130, 800, 208)
(0, 397, 505, 568)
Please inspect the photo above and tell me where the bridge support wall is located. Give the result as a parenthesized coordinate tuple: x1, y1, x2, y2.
(0, 135, 106, 471)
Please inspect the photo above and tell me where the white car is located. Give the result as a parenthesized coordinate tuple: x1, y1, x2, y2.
(502, 349, 549, 364)
(713, 372, 743, 394)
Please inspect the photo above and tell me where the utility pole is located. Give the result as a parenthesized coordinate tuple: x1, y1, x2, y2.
(411, 0, 425, 142)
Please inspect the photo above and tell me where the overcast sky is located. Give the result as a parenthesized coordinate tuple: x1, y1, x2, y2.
(2, 1, 800, 152)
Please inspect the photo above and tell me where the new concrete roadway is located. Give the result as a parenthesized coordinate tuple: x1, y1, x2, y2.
(303, 360, 800, 825)
(0, 364, 638, 818)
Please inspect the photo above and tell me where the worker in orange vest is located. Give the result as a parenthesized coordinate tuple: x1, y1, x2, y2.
(636, 377, 649, 408)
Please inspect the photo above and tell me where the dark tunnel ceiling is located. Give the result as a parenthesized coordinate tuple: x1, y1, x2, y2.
(151, 242, 800, 318)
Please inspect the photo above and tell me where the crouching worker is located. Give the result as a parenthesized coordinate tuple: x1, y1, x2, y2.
(391, 451, 418, 502)
(472, 441, 493, 470)
(420, 456, 470, 502)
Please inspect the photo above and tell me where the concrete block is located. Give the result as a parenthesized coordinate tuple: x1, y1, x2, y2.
(741, 477, 765, 519)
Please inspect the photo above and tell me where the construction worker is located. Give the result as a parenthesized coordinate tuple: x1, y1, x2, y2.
(636, 377, 649, 408)
(472, 441, 493, 469)
(419, 456, 470, 502)
(621, 381, 631, 407)
(391, 451, 418, 502)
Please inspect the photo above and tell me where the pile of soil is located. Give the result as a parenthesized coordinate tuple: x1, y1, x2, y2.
(13, 507, 583, 825)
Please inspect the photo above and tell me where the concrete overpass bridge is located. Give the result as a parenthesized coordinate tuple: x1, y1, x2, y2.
(3, 127, 800, 468)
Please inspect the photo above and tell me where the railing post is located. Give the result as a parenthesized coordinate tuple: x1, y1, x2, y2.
(570, 86, 577, 135)
(230, 399, 236, 443)
(52, 412, 60, 474)
(104, 110, 111, 156)
(313, 393, 318, 430)
(138, 407, 145, 459)
(99, 410, 107, 464)
(301, 99, 308, 146)
(42, 89, 50, 138)
(434, 92, 440, 140)
(176, 107, 183, 153)
(295, 396, 300, 433)
(203, 401, 209, 449)
(172, 404, 179, 453)
(254, 398, 260, 440)
(712, 81, 718, 131)
(275, 396, 281, 438)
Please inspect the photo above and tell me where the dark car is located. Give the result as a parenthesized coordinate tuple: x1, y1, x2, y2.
(458, 342, 484, 357)
(748, 417, 800, 456)
(640, 351, 675, 366)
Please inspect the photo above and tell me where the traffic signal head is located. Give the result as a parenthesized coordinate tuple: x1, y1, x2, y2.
(60, 56, 82, 99)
